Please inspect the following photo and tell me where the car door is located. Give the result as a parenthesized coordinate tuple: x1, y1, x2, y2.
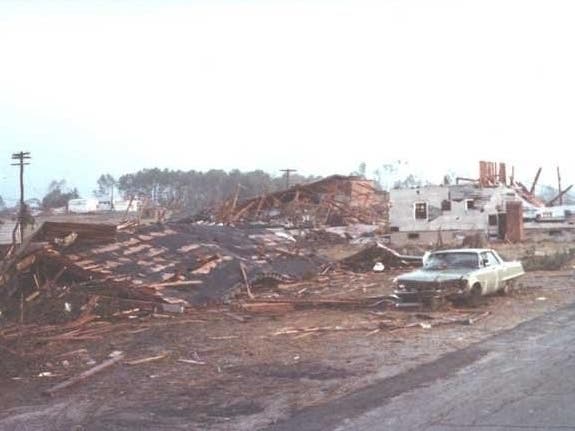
(479, 251, 499, 294)
(491, 250, 512, 281)
(486, 251, 502, 292)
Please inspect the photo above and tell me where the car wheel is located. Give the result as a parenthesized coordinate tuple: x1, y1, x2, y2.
(499, 280, 516, 296)
(466, 284, 483, 307)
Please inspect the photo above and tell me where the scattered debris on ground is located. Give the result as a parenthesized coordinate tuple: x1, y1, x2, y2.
(338, 242, 423, 272)
(1, 214, 574, 431)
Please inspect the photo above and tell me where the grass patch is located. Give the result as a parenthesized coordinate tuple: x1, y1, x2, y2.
(522, 248, 575, 271)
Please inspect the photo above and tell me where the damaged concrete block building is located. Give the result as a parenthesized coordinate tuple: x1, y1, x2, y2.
(388, 162, 526, 244)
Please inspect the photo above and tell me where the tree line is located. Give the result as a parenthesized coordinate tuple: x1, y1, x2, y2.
(115, 168, 320, 212)
(38, 169, 320, 212)
(89, 163, 434, 212)
(31, 163, 575, 211)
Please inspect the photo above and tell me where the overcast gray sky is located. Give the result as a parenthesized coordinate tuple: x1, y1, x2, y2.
(1, 0, 573, 203)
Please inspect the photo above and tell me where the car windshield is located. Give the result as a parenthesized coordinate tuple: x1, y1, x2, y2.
(424, 252, 479, 270)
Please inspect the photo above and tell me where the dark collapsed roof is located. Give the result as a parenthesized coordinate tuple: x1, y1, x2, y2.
(40, 222, 324, 305)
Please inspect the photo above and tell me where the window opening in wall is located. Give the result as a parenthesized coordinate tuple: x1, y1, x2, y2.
(414, 202, 428, 220)
(466, 199, 476, 210)
(488, 214, 498, 226)
(441, 200, 452, 211)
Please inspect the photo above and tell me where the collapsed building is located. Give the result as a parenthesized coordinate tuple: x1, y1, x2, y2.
(212, 175, 389, 228)
(0, 221, 327, 323)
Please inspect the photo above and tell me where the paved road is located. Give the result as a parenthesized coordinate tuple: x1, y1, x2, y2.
(265, 303, 575, 431)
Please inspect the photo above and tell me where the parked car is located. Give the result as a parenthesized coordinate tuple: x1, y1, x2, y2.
(393, 248, 524, 308)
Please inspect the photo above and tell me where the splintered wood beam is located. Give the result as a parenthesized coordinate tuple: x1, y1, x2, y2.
(255, 194, 266, 215)
(292, 189, 300, 203)
(229, 185, 241, 218)
(230, 200, 256, 222)
(546, 184, 573, 206)
(239, 263, 254, 299)
(530, 167, 542, 194)
(43, 353, 125, 396)
(557, 167, 563, 205)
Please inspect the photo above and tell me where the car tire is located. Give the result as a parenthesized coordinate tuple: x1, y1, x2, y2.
(498, 280, 516, 296)
(466, 284, 483, 307)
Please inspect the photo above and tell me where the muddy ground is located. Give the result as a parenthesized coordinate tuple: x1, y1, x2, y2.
(1, 266, 574, 431)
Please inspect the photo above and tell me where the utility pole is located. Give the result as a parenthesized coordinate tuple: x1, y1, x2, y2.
(557, 166, 563, 206)
(110, 183, 115, 211)
(11, 151, 31, 244)
(280, 168, 297, 189)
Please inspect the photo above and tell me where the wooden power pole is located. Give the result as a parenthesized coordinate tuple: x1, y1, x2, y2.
(557, 166, 563, 205)
(11, 151, 31, 243)
(280, 169, 297, 189)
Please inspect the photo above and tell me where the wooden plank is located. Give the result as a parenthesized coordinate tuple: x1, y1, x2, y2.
(43, 353, 125, 396)
(148, 280, 203, 288)
(16, 254, 36, 271)
(239, 263, 254, 299)
(240, 302, 295, 314)
(125, 351, 170, 366)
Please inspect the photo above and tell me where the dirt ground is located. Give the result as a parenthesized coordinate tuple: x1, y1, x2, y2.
(1, 266, 574, 431)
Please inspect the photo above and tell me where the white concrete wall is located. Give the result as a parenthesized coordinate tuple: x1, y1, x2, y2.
(389, 185, 521, 232)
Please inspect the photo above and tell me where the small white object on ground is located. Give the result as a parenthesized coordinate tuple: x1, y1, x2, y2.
(373, 262, 385, 272)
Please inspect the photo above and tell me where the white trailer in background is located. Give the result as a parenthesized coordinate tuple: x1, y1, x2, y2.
(97, 199, 141, 212)
(68, 198, 99, 213)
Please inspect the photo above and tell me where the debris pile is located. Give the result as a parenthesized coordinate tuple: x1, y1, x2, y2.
(210, 175, 389, 228)
(296, 229, 349, 249)
(338, 242, 423, 272)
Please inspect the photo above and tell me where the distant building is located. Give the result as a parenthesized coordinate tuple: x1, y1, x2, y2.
(388, 184, 525, 244)
(68, 198, 99, 213)
(111, 199, 141, 212)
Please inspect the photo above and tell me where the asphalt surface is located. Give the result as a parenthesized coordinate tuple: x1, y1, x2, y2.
(265, 303, 575, 431)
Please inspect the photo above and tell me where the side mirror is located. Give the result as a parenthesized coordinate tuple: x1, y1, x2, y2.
(482, 258, 490, 267)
